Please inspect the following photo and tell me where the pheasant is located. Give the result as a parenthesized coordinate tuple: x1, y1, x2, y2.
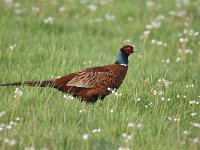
(0, 45, 137, 103)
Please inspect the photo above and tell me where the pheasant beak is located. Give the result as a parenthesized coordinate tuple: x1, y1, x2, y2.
(133, 48, 138, 52)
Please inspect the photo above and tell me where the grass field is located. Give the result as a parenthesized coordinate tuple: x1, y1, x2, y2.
(0, 0, 200, 150)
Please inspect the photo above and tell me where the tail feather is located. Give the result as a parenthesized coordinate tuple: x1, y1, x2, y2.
(0, 80, 55, 87)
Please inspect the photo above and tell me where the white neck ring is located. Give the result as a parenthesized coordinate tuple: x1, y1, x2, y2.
(119, 63, 128, 67)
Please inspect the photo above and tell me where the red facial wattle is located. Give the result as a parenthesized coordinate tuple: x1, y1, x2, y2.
(125, 47, 133, 56)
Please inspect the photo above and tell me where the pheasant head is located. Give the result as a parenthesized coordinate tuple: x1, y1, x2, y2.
(115, 44, 137, 66)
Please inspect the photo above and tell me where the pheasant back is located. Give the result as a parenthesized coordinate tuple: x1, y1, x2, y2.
(54, 64, 128, 102)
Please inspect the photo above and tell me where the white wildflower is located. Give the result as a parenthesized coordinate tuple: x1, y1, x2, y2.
(105, 14, 116, 21)
(128, 16, 133, 22)
(44, 16, 54, 25)
(9, 139, 17, 146)
(127, 135, 132, 141)
(170, 10, 186, 17)
(83, 134, 89, 140)
(146, 1, 155, 9)
(124, 38, 131, 43)
(191, 112, 197, 117)
(158, 78, 172, 86)
(9, 121, 14, 125)
(14, 88, 23, 98)
(118, 147, 130, 150)
(14, 9, 23, 15)
(122, 133, 127, 138)
(137, 123, 143, 128)
(192, 123, 200, 128)
(174, 118, 180, 122)
(4, 0, 13, 6)
(176, 57, 181, 62)
(63, 94, 74, 100)
(32, 6, 40, 13)
(166, 59, 170, 64)
(156, 41, 163, 46)
(92, 128, 101, 133)
(178, 49, 182, 53)
(88, 4, 97, 12)
(155, 15, 165, 21)
(161, 59, 170, 64)
(143, 30, 150, 36)
(179, 38, 188, 43)
(24, 147, 35, 150)
(122, 133, 132, 142)
(136, 98, 141, 101)
(151, 39, 167, 47)
(127, 123, 134, 128)
(4, 138, 9, 143)
(194, 32, 199, 36)
(153, 90, 157, 95)
(40, 148, 49, 150)
(185, 49, 193, 54)
(182, 130, 190, 135)
(189, 100, 199, 105)
(16, 117, 20, 121)
(0, 127, 3, 131)
(168, 116, 180, 122)
(0, 111, 6, 117)
(128, 123, 143, 128)
(79, 109, 86, 113)
(192, 138, 199, 144)
(14, 2, 21, 8)
(158, 91, 164, 95)
(168, 117, 172, 121)
(59, 6, 65, 13)
(10, 44, 16, 50)
(6, 125, 12, 129)
(151, 39, 156, 44)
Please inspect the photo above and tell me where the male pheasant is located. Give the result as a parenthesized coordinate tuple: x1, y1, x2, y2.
(0, 45, 137, 103)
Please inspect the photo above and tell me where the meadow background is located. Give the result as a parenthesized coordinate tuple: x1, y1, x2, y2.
(0, 0, 200, 150)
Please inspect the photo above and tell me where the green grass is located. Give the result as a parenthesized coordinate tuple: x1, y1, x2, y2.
(0, 0, 200, 150)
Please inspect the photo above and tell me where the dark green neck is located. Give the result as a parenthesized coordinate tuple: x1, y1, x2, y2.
(115, 51, 128, 66)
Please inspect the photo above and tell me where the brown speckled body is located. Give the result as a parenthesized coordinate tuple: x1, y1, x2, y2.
(0, 45, 136, 103)
(54, 64, 128, 102)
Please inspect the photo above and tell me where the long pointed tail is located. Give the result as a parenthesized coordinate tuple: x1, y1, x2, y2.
(0, 80, 55, 87)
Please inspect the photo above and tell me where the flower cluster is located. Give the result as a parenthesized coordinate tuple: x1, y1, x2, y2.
(92, 128, 101, 133)
(189, 100, 199, 105)
(9, 44, 16, 50)
(63, 94, 74, 100)
(141, 15, 165, 39)
(151, 39, 167, 47)
(1, 138, 17, 146)
(43, 16, 54, 25)
(14, 88, 23, 98)
(107, 87, 122, 97)
(0, 112, 20, 147)
(169, 10, 186, 17)
(82, 128, 101, 140)
(168, 116, 180, 122)
(157, 79, 172, 87)
(127, 123, 143, 128)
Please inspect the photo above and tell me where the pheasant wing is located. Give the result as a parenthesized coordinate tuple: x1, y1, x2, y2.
(67, 70, 109, 88)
